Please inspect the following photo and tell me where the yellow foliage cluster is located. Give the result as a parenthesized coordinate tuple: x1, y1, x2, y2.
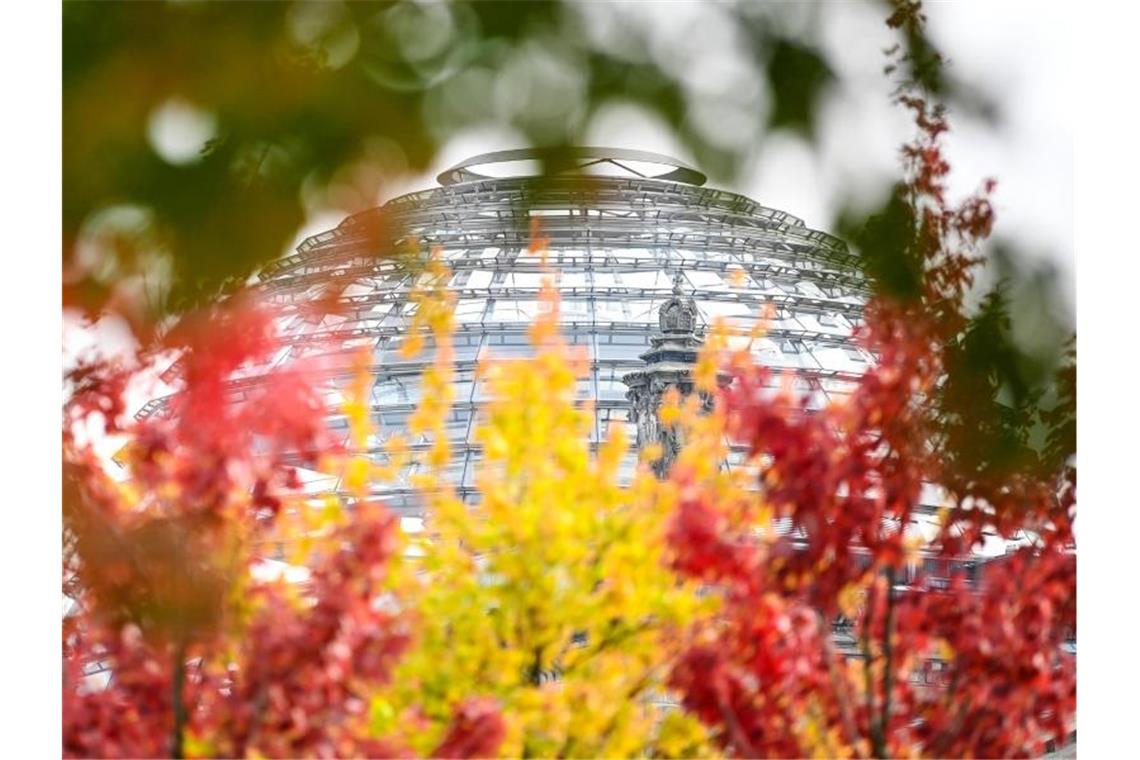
(365, 250, 715, 757)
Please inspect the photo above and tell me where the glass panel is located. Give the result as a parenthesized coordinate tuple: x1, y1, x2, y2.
(491, 299, 541, 322)
(625, 299, 660, 322)
(597, 378, 630, 401)
(466, 270, 493, 289)
(455, 299, 487, 323)
(561, 298, 590, 321)
(594, 299, 629, 323)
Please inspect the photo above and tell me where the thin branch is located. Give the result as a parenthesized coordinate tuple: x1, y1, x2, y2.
(860, 578, 882, 758)
(818, 611, 867, 759)
(240, 681, 270, 757)
(926, 671, 970, 758)
(557, 618, 656, 678)
(171, 638, 188, 760)
(878, 567, 899, 754)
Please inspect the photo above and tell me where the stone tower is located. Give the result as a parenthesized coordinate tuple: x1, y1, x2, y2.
(622, 272, 725, 479)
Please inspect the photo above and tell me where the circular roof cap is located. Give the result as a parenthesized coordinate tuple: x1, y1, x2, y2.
(437, 146, 707, 187)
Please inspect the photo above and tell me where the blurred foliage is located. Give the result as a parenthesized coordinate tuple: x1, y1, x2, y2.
(840, 181, 1076, 487)
(763, 38, 835, 138)
(64, 0, 848, 325)
(731, 8, 836, 141)
(938, 243, 1076, 487)
(836, 184, 926, 303)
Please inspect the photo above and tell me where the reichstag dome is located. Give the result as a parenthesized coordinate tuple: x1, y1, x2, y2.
(140, 148, 873, 516)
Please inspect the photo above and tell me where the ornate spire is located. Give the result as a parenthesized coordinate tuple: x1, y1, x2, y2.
(659, 271, 698, 335)
(622, 275, 726, 479)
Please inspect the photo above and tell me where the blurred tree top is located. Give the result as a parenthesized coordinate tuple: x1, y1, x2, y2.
(63, 0, 860, 324)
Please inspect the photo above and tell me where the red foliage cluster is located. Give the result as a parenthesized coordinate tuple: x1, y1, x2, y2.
(63, 619, 181, 760)
(897, 546, 1075, 757)
(63, 299, 507, 758)
(665, 4, 1075, 756)
(197, 503, 413, 759)
(139, 299, 334, 520)
(64, 299, 337, 641)
(669, 593, 836, 758)
(430, 699, 508, 759)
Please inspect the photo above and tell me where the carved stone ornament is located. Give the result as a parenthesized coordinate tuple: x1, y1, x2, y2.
(623, 272, 728, 479)
(659, 272, 698, 334)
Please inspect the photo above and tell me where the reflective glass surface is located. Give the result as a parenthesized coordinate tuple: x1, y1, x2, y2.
(147, 165, 873, 516)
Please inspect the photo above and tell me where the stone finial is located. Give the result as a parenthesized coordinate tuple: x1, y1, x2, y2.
(624, 271, 727, 478)
(659, 271, 697, 334)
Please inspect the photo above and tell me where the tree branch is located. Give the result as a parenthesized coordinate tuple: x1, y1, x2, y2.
(861, 579, 884, 758)
(878, 567, 899, 756)
(818, 611, 866, 758)
(717, 691, 756, 759)
(171, 638, 188, 760)
(926, 670, 970, 758)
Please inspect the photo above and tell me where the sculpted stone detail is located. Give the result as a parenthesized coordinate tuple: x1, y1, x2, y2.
(659, 298, 696, 334)
(659, 272, 698, 334)
(623, 275, 728, 479)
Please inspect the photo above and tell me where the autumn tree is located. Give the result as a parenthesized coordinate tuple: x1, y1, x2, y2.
(663, 3, 1075, 757)
(62, 297, 504, 759)
(361, 252, 713, 758)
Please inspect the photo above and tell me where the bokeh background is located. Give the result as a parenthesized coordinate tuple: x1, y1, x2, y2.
(63, 0, 1072, 322)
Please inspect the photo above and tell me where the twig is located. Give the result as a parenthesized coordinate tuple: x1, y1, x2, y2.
(818, 611, 866, 758)
(717, 691, 756, 759)
(861, 579, 883, 758)
(878, 567, 899, 755)
(171, 638, 188, 759)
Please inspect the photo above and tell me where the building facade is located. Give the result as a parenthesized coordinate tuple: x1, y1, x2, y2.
(140, 147, 875, 515)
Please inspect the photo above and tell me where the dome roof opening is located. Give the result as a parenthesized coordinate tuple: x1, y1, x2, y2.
(436, 146, 708, 187)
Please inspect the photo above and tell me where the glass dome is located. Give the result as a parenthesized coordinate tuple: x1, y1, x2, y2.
(142, 149, 873, 516)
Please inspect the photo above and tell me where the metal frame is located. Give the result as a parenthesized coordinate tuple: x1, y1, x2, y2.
(143, 149, 875, 517)
(435, 147, 709, 187)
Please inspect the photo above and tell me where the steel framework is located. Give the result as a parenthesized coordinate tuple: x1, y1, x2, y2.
(141, 148, 878, 516)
